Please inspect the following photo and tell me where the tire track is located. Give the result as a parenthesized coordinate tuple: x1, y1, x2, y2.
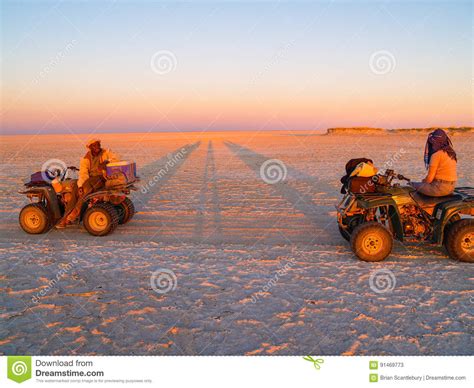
(194, 141, 222, 242)
(224, 141, 336, 238)
(133, 142, 201, 210)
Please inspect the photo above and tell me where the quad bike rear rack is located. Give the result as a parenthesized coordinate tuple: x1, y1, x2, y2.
(454, 187, 474, 200)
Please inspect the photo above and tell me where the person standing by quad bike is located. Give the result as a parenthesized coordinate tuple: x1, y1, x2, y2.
(56, 138, 119, 228)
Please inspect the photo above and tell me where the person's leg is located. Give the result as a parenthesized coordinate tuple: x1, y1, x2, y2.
(410, 182, 423, 191)
(87, 176, 106, 192)
(55, 184, 79, 228)
(65, 176, 104, 223)
(434, 181, 455, 196)
(414, 182, 439, 196)
(63, 191, 77, 215)
(412, 180, 454, 197)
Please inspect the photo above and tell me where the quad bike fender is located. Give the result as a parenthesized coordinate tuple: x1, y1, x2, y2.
(355, 194, 397, 210)
(386, 205, 405, 241)
(83, 189, 130, 201)
(355, 195, 405, 241)
(19, 186, 62, 223)
(80, 190, 130, 219)
(432, 200, 474, 244)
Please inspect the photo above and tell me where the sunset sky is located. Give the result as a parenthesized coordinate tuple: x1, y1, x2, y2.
(1, 0, 472, 134)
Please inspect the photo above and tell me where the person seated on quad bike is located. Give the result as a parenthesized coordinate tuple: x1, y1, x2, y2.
(410, 128, 457, 197)
(56, 138, 119, 228)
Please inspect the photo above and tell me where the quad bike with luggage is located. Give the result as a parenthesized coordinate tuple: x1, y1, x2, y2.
(19, 165, 138, 236)
(336, 169, 474, 262)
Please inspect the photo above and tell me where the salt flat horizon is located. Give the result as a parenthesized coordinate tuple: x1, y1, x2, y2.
(2, 125, 472, 138)
(1, 129, 326, 137)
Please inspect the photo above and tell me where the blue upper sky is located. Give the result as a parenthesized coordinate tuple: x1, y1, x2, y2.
(1, 0, 472, 133)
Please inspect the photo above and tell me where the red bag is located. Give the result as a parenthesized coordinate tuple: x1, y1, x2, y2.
(340, 157, 374, 194)
(348, 176, 376, 193)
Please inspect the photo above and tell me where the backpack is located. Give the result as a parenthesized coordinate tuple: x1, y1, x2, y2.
(340, 158, 373, 194)
(26, 170, 55, 187)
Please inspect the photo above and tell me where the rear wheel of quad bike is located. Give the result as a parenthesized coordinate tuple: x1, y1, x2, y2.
(443, 213, 461, 244)
(445, 219, 474, 263)
(350, 222, 393, 262)
(115, 197, 135, 225)
(83, 202, 119, 236)
(19, 203, 50, 234)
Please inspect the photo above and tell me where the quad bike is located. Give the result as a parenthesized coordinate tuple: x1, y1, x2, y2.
(336, 169, 474, 262)
(19, 166, 138, 236)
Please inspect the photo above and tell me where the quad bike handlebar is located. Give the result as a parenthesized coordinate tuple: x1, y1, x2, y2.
(383, 169, 411, 184)
(45, 166, 79, 181)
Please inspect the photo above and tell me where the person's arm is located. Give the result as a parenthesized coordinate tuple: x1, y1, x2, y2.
(98, 149, 120, 172)
(105, 149, 120, 163)
(423, 151, 440, 183)
(77, 157, 90, 188)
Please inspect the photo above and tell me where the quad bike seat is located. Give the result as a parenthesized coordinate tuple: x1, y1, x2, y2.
(411, 192, 462, 215)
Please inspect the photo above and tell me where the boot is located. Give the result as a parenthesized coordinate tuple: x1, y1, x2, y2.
(55, 218, 72, 229)
(66, 207, 81, 223)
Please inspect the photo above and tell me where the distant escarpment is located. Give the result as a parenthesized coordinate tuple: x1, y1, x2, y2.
(326, 127, 473, 135)
(326, 127, 386, 135)
(389, 127, 473, 135)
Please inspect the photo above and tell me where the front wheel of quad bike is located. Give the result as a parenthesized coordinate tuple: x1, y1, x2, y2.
(445, 219, 474, 263)
(19, 203, 50, 234)
(115, 197, 135, 225)
(83, 202, 119, 236)
(350, 222, 393, 262)
(338, 225, 351, 241)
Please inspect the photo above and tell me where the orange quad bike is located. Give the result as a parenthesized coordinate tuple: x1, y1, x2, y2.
(19, 165, 138, 236)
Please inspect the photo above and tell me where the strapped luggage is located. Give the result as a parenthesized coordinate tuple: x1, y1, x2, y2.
(340, 158, 373, 194)
(347, 176, 376, 194)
